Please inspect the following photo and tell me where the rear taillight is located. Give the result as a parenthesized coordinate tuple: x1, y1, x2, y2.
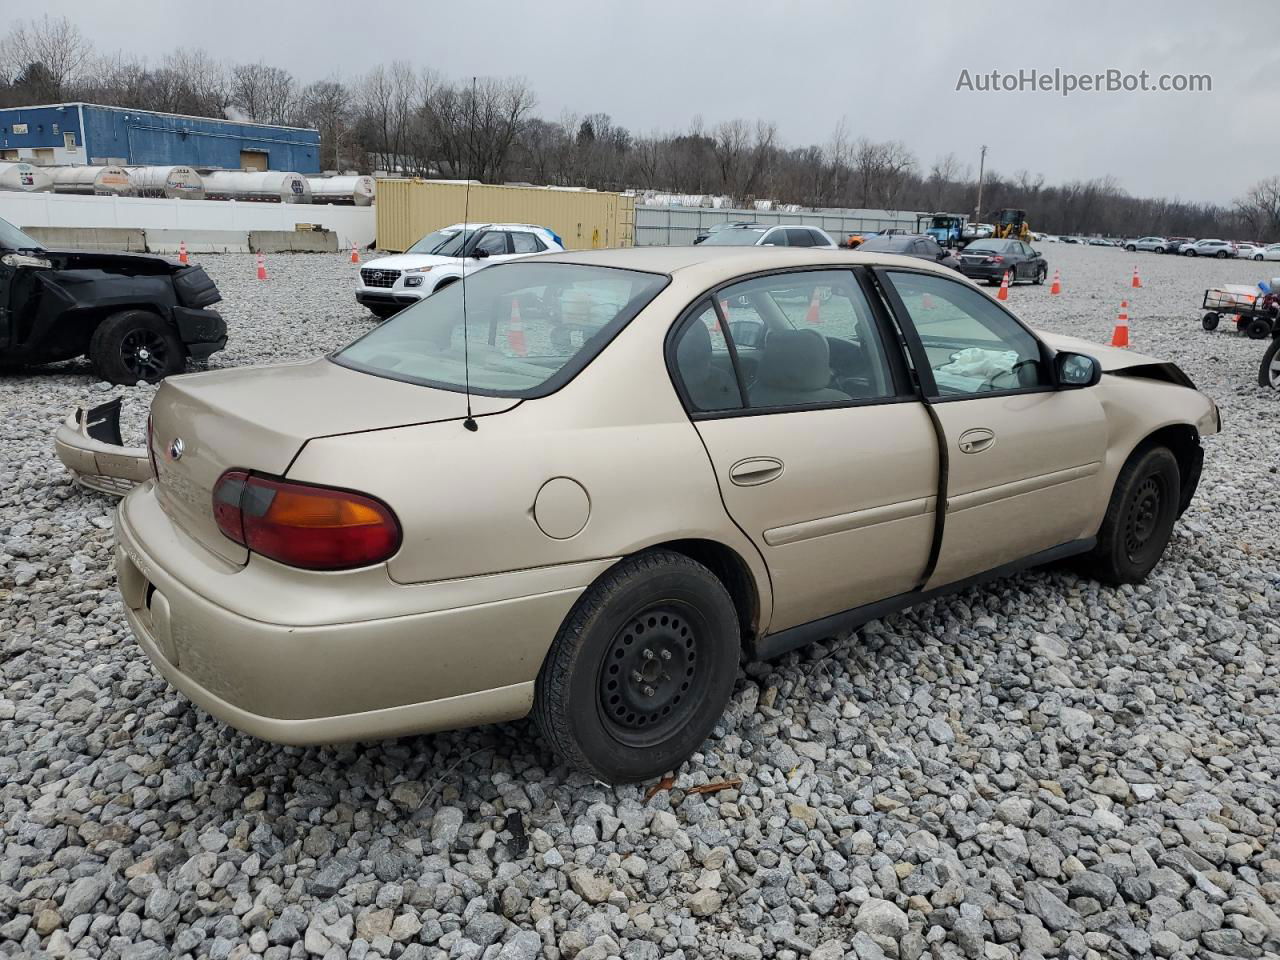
(212, 471, 401, 570)
(987, 255, 1004, 264)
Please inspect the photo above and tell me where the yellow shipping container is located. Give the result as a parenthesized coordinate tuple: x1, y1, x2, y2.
(375, 180, 635, 253)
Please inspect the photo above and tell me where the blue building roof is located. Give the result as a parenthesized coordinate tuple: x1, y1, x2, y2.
(0, 102, 321, 173)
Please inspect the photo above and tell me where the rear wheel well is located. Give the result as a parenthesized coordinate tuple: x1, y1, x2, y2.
(646, 539, 759, 645)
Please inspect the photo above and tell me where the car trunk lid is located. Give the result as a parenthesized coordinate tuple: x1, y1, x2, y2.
(149, 358, 516, 565)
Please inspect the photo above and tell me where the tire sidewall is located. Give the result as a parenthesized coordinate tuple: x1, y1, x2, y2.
(90, 310, 184, 385)
(1260, 337, 1280, 388)
(1103, 448, 1181, 582)
(541, 554, 739, 783)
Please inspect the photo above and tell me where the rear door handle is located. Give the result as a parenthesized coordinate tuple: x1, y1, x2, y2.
(958, 427, 996, 454)
(729, 457, 784, 486)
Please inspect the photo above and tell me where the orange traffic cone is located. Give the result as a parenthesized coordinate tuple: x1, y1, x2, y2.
(997, 271, 1010, 301)
(178, 240, 189, 265)
(256, 252, 268, 281)
(350, 243, 360, 264)
(1131, 265, 1142, 289)
(1111, 300, 1130, 347)
(1050, 268, 1061, 295)
(805, 288, 823, 325)
(507, 298, 527, 356)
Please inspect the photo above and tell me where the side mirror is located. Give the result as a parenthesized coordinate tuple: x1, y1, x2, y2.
(472, 248, 490, 260)
(1055, 351, 1101, 389)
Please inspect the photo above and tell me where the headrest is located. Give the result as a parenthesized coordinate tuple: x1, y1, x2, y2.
(676, 316, 713, 379)
(759, 329, 831, 391)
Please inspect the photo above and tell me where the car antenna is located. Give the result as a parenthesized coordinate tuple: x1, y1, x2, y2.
(460, 76, 479, 432)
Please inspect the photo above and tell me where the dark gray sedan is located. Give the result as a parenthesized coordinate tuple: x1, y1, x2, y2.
(856, 234, 962, 271)
(957, 238, 1048, 286)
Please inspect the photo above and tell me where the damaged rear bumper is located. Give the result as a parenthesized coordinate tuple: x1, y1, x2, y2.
(54, 398, 153, 496)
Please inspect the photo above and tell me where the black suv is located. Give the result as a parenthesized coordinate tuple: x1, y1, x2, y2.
(0, 217, 225, 383)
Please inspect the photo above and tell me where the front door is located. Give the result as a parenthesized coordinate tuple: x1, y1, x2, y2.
(880, 269, 1107, 587)
(670, 268, 939, 634)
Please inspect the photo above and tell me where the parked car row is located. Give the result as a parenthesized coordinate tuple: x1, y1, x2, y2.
(1121, 236, 1280, 259)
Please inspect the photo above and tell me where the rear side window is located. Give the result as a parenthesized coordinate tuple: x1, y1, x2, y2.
(336, 262, 668, 397)
(809, 230, 830, 247)
(785, 228, 814, 247)
(670, 269, 899, 414)
(511, 232, 545, 254)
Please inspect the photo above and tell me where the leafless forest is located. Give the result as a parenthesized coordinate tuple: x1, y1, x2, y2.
(5, 15, 1279, 238)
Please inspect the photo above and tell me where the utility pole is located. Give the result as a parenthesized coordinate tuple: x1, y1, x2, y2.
(974, 144, 988, 226)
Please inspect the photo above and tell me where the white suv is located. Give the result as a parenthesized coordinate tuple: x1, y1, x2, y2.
(356, 223, 565, 318)
(1179, 238, 1237, 258)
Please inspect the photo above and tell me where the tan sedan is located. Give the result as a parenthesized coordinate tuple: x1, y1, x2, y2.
(113, 247, 1220, 783)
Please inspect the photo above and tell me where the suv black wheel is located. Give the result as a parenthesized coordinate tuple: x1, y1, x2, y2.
(1081, 446, 1181, 584)
(533, 549, 739, 783)
(89, 310, 185, 384)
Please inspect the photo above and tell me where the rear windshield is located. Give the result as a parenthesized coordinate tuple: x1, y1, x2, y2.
(964, 239, 1015, 253)
(334, 262, 669, 397)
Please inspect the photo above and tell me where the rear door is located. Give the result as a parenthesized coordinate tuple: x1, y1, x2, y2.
(878, 269, 1107, 587)
(670, 267, 939, 633)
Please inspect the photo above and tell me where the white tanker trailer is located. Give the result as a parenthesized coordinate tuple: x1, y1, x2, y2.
(50, 165, 135, 197)
(202, 170, 312, 203)
(306, 175, 375, 206)
(0, 162, 53, 192)
(128, 166, 206, 200)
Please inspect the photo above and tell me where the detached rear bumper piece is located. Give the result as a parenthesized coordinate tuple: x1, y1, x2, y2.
(54, 398, 152, 496)
(172, 306, 227, 360)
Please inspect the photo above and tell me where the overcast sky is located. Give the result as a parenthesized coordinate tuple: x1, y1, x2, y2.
(35, 0, 1280, 205)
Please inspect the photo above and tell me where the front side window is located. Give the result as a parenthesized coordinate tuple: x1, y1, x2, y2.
(336, 262, 668, 397)
(475, 231, 509, 256)
(885, 271, 1050, 397)
(670, 270, 898, 413)
(760, 229, 788, 247)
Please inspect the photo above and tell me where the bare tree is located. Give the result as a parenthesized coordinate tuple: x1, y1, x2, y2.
(0, 15, 92, 101)
(231, 62, 297, 125)
(1235, 176, 1280, 239)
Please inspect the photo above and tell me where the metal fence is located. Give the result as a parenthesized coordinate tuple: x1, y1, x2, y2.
(634, 205, 917, 246)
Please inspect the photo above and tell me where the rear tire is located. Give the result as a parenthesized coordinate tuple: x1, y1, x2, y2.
(1081, 446, 1181, 585)
(533, 550, 740, 784)
(89, 310, 185, 385)
(1246, 318, 1271, 340)
(1259, 337, 1280, 388)
(1216, 250, 1228, 258)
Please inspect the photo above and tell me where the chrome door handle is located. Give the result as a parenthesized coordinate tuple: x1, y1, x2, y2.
(958, 427, 995, 454)
(729, 457, 784, 486)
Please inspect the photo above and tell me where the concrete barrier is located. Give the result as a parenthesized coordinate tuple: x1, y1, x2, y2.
(23, 226, 146, 251)
(145, 229, 251, 254)
(248, 230, 338, 253)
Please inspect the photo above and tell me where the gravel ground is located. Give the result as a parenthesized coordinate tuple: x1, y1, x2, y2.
(1, 245, 1278, 960)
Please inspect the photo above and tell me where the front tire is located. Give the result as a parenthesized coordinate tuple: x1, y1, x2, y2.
(1202, 312, 1220, 331)
(1125, 244, 1137, 252)
(1259, 337, 1280, 388)
(1033, 266, 1047, 285)
(89, 310, 185, 384)
(533, 550, 740, 783)
(1246, 318, 1271, 340)
(1082, 447, 1181, 585)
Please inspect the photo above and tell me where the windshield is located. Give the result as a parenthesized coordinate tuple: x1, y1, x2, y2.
(334, 262, 669, 397)
(406, 227, 467, 255)
(0, 216, 43, 251)
(701, 228, 770, 246)
(964, 239, 1015, 253)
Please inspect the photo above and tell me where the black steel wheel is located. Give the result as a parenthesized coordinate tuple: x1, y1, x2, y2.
(534, 549, 740, 783)
(88, 310, 185, 385)
(597, 604, 709, 748)
(1081, 446, 1181, 584)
